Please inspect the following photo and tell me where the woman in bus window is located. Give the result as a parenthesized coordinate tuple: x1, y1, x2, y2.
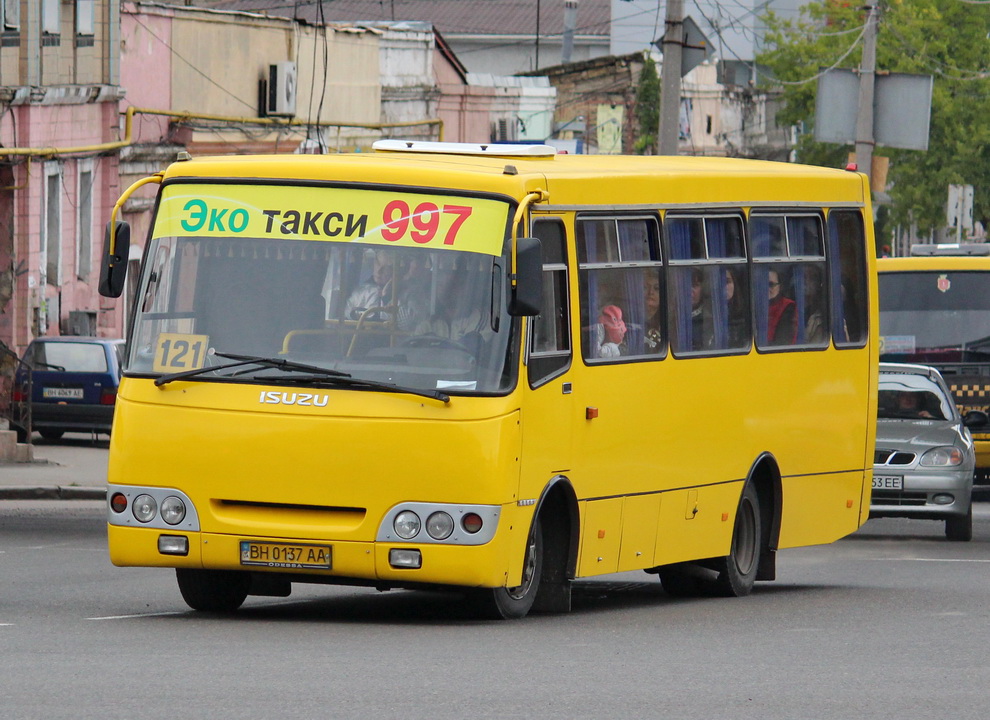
(643, 270, 662, 352)
(724, 268, 749, 348)
(767, 268, 797, 345)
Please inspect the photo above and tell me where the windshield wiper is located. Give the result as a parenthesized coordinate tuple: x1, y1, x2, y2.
(155, 352, 350, 387)
(271, 373, 450, 404)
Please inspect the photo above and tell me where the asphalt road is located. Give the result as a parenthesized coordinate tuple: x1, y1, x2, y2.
(2, 497, 989, 720)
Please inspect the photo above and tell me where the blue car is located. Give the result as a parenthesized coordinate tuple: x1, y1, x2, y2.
(12, 336, 125, 441)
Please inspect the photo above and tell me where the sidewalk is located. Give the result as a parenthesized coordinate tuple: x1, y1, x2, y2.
(0, 434, 109, 500)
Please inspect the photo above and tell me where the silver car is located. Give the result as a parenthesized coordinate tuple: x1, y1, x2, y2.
(872, 363, 986, 541)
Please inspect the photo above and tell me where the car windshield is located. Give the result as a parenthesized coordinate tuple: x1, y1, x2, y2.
(879, 271, 990, 362)
(31, 342, 109, 373)
(877, 374, 953, 421)
(125, 184, 517, 395)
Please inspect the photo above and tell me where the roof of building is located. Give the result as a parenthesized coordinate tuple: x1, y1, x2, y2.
(201, 0, 611, 37)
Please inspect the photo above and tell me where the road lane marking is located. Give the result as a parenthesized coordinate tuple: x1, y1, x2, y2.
(880, 557, 990, 563)
(87, 611, 187, 620)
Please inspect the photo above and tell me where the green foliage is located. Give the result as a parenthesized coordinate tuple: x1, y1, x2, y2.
(757, 0, 990, 235)
(634, 54, 660, 155)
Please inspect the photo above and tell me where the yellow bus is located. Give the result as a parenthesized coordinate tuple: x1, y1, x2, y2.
(878, 244, 990, 492)
(100, 142, 877, 618)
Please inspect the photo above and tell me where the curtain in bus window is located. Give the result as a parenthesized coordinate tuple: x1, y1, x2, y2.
(706, 221, 729, 349)
(668, 220, 694, 352)
(828, 211, 866, 345)
(792, 264, 807, 343)
(618, 221, 647, 355)
(751, 221, 772, 345)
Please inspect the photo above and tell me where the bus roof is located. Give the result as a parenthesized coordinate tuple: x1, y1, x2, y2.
(160, 149, 869, 207)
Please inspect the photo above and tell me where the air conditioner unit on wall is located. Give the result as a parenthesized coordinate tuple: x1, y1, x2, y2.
(266, 61, 297, 117)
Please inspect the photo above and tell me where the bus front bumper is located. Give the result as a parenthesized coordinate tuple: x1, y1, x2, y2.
(107, 524, 515, 589)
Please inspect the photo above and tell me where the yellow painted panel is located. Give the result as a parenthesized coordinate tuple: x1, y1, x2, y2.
(654, 483, 740, 567)
(778, 471, 866, 548)
(578, 498, 623, 577)
(617, 494, 661, 572)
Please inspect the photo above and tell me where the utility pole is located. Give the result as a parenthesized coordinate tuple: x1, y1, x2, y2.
(658, 0, 684, 155)
(855, 4, 878, 191)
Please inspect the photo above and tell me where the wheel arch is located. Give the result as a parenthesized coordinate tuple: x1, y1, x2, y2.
(528, 474, 579, 613)
(746, 452, 783, 581)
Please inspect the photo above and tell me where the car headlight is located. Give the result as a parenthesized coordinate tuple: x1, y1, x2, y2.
(920, 446, 964, 467)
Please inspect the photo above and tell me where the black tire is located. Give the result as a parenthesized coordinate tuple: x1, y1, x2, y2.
(714, 483, 762, 597)
(39, 429, 64, 441)
(175, 569, 250, 612)
(946, 506, 973, 542)
(471, 520, 543, 619)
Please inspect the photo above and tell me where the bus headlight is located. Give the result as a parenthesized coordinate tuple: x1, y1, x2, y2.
(394, 510, 421, 539)
(920, 447, 964, 467)
(160, 496, 187, 525)
(132, 494, 158, 523)
(426, 511, 454, 540)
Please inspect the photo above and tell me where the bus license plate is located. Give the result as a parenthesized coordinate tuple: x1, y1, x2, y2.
(240, 541, 332, 570)
(873, 475, 903, 490)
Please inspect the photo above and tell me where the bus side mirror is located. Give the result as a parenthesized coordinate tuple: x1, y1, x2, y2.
(508, 237, 543, 317)
(99, 221, 130, 298)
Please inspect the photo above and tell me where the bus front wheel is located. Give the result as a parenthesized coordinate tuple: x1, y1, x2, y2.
(176, 569, 250, 612)
(470, 520, 543, 620)
(714, 483, 762, 597)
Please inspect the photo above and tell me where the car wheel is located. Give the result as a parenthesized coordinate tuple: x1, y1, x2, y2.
(175, 569, 250, 612)
(714, 482, 762, 597)
(469, 519, 543, 619)
(39, 429, 64, 441)
(945, 506, 973, 542)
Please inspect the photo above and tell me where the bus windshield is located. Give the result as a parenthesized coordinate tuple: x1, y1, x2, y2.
(127, 183, 516, 395)
(879, 271, 990, 362)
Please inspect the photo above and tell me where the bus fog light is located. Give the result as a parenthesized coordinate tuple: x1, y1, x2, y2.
(132, 494, 158, 523)
(158, 535, 189, 556)
(932, 494, 954, 505)
(160, 496, 187, 525)
(389, 548, 422, 568)
(426, 511, 454, 540)
(394, 511, 421, 539)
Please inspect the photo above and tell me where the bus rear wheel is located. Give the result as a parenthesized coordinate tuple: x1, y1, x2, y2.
(470, 520, 543, 620)
(714, 483, 762, 597)
(176, 569, 250, 612)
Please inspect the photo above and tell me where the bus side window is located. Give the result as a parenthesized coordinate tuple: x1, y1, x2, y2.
(529, 219, 571, 386)
(828, 210, 869, 346)
(578, 215, 662, 362)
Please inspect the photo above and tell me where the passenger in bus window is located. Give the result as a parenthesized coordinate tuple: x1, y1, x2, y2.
(767, 268, 797, 345)
(591, 304, 627, 358)
(724, 268, 748, 347)
(643, 270, 662, 352)
(691, 269, 712, 350)
(803, 266, 828, 344)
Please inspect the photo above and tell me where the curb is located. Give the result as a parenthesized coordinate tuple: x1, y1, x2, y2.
(0, 486, 107, 500)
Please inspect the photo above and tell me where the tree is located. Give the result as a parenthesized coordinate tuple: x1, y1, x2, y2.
(757, 0, 990, 238)
(634, 53, 660, 155)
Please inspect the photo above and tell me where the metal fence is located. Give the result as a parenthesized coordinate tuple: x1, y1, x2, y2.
(0, 342, 31, 443)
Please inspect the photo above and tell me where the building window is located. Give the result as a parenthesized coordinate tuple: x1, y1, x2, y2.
(44, 165, 63, 288)
(2, 0, 19, 29)
(77, 0, 94, 36)
(42, 0, 59, 34)
(77, 164, 94, 281)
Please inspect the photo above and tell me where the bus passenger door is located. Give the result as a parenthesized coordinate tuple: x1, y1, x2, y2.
(520, 218, 574, 499)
